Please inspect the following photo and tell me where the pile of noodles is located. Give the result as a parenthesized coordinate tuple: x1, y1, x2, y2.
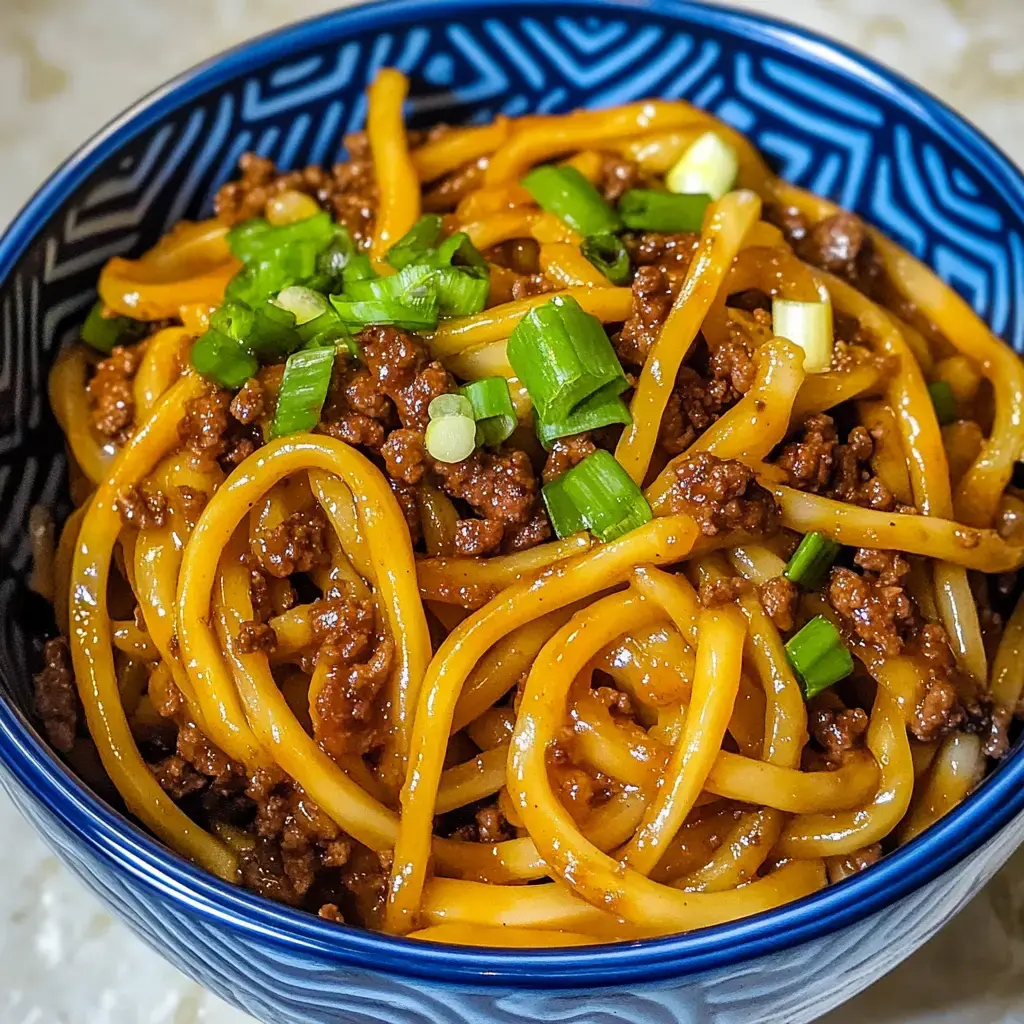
(44, 68, 1024, 947)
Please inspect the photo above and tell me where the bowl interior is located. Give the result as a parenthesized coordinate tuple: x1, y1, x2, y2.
(2, 0, 1024, 986)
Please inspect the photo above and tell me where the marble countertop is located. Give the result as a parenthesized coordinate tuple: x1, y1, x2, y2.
(2, 0, 1024, 1021)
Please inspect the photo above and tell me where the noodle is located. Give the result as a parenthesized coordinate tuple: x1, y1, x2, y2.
(36, 71, 1022, 947)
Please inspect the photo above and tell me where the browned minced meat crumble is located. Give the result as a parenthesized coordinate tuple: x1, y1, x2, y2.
(87, 343, 145, 444)
(34, 637, 78, 754)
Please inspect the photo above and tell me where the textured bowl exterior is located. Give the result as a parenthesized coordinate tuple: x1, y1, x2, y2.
(2, 2, 1024, 1022)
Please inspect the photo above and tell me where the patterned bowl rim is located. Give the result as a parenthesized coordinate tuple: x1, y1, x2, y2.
(3, 0, 1024, 991)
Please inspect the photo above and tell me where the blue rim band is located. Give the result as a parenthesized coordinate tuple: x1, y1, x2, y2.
(2, 0, 1024, 990)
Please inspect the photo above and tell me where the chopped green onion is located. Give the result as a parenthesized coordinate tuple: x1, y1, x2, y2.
(928, 380, 957, 426)
(666, 131, 739, 200)
(580, 233, 632, 286)
(784, 615, 854, 699)
(432, 231, 488, 271)
(535, 387, 632, 448)
(225, 246, 318, 307)
(772, 297, 833, 373)
(542, 450, 652, 543)
(461, 377, 517, 447)
(274, 285, 329, 325)
(425, 414, 477, 463)
(344, 262, 486, 318)
(521, 165, 622, 237)
(80, 301, 147, 353)
(246, 302, 301, 361)
(296, 308, 357, 356)
(270, 346, 337, 437)
(227, 212, 336, 263)
(429, 393, 474, 420)
(387, 215, 444, 270)
(783, 532, 842, 590)
(618, 189, 711, 232)
(209, 300, 255, 343)
(330, 292, 439, 331)
(431, 266, 489, 317)
(506, 295, 628, 423)
(190, 329, 259, 389)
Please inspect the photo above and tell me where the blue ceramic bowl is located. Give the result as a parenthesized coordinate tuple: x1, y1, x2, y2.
(2, 2, 1024, 1022)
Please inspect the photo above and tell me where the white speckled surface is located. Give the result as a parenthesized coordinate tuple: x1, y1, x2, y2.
(1, 1, 1023, 1021)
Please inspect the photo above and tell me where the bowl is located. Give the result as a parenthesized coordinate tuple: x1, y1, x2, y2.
(2, 1, 1024, 1022)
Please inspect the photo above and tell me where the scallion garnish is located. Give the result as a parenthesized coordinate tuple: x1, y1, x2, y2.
(461, 377, 517, 447)
(189, 329, 259, 389)
(783, 532, 842, 589)
(270, 346, 337, 437)
(618, 189, 711, 233)
(928, 380, 957, 426)
(432, 231, 489, 271)
(506, 295, 629, 423)
(274, 285, 329, 325)
(425, 393, 477, 463)
(80, 301, 147, 353)
(542, 450, 652, 543)
(521, 165, 623, 237)
(580, 233, 632, 286)
(245, 302, 301, 361)
(784, 615, 854, 699)
(330, 292, 439, 331)
(666, 131, 739, 200)
(535, 388, 632, 448)
(227, 211, 336, 264)
(772, 297, 834, 373)
(387, 214, 444, 270)
(296, 307, 357, 356)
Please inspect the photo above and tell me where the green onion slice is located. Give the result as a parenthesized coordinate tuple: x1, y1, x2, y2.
(535, 387, 632, 448)
(506, 295, 628, 423)
(246, 302, 301, 361)
(429, 393, 474, 420)
(80, 301, 147, 353)
(274, 285, 329, 325)
(666, 131, 739, 200)
(542, 449, 652, 543)
(580, 233, 632, 286)
(296, 308, 357, 356)
(618, 189, 711, 233)
(928, 380, 957, 426)
(270, 346, 337, 438)
(432, 231, 488, 271)
(387, 215, 444, 270)
(772, 297, 834, 374)
(190, 329, 259, 389)
(783, 532, 842, 590)
(227, 212, 336, 263)
(425, 414, 477, 463)
(344, 262, 486, 319)
(330, 292, 439, 332)
(521, 165, 623, 237)
(784, 615, 854, 699)
(461, 377, 517, 447)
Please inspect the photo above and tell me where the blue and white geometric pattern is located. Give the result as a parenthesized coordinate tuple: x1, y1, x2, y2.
(2, 2, 1024, 1022)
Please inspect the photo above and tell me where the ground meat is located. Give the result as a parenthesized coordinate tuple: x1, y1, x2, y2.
(422, 158, 487, 212)
(381, 428, 427, 484)
(808, 705, 869, 769)
(314, 633, 395, 758)
(758, 576, 800, 632)
(214, 143, 377, 246)
(177, 486, 208, 520)
(828, 566, 914, 658)
(236, 620, 278, 655)
(152, 754, 207, 800)
(310, 596, 376, 656)
(827, 843, 882, 883)
(34, 637, 77, 753)
(245, 555, 296, 623)
(909, 623, 967, 742)
(239, 770, 354, 908)
(628, 231, 701, 271)
(658, 336, 755, 455)
(320, 362, 391, 450)
(799, 210, 885, 296)
(114, 485, 168, 531)
(542, 435, 597, 484)
(453, 518, 505, 556)
(87, 344, 143, 443)
(229, 378, 264, 425)
(484, 239, 542, 276)
(318, 903, 345, 923)
(502, 506, 553, 552)
(616, 264, 680, 367)
(598, 152, 647, 202)
(663, 452, 781, 538)
(178, 390, 231, 467)
(390, 480, 422, 545)
(251, 509, 330, 578)
(433, 448, 541, 529)
(360, 325, 455, 432)
(764, 202, 811, 246)
(775, 414, 896, 511)
(511, 273, 556, 300)
(325, 413, 387, 449)
(452, 803, 514, 844)
(699, 576, 752, 607)
(594, 686, 635, 720)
